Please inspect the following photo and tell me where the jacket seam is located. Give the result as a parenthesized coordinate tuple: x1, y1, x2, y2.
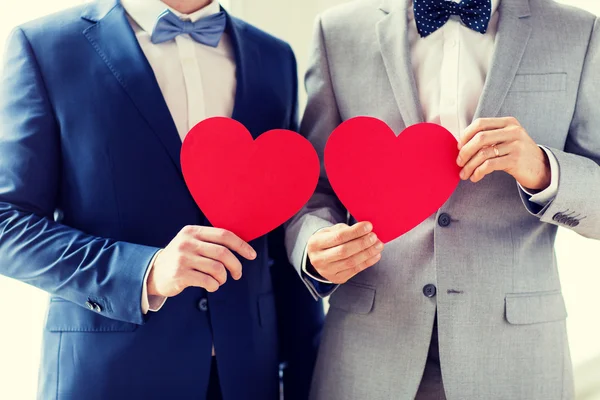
(55, 332, 62, 400)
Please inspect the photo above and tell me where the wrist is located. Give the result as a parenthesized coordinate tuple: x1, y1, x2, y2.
(306, 258, 328, 281)
(535, 150, 552, 190)
(146, 249, 163, 297)
(522, 148, 551, 191)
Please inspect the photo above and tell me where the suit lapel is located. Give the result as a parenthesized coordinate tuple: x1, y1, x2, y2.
(376, 0, 424, 128)
(474, 0, 532, 119)
(226, 15, 261, 138)
(82, 0, 182, 172)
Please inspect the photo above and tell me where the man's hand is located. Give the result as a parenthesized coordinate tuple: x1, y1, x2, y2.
(147, 226, 257, 297)
(457, 117, 551, 190)
(306, 222, 384, 284)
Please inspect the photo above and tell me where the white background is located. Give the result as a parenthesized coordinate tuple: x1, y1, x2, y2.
(0, 0, 599, 399)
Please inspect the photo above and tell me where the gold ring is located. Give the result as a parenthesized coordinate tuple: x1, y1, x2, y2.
(492, 144, 500, 158)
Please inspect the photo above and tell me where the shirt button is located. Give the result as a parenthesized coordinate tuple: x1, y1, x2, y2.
(198, 298, 209, 312)
(423, 284, 437, 298)
(449, 39, 457, 47)
(438, 213, 452, 227)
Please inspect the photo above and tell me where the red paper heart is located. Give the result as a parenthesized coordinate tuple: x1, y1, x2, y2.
(324, 117, 460, 243)
(181, 117, 319, 242)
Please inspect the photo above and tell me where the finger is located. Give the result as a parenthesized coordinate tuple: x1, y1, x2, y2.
(315, 221, 373, 250)
(460, 142, 509, 180)
(188, 256, 228, 285)
(470, 156, 510, 183)
(458, 117, 516, 150)
(329, 240, 384, 275)
(316, 232, 379, 263)
(196, 242, 243, 280)
(319, 223, 346, 233)
(306, 224, 348, 254)
(310, 224, 340, 238)
(186, 226, 257, 260)
(184, 270, 221, 293)
(333, 253, 382, 284)
(457, 127, 518, 167)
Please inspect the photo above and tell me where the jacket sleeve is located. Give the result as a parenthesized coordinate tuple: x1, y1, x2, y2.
(271, 44, 325, 400)
(284, 16, 347, 297)
(0, 28, 159, 325)
(520, 17, 600, 240)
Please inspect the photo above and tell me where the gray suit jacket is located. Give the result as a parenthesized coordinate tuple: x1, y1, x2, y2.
(285, 0, 600, 399)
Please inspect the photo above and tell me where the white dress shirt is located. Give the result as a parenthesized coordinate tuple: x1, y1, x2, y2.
(120, 0, 237, 313)
(303, 0, 559, 283)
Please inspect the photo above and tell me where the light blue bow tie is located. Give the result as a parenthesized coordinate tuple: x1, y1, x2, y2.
(151, 10, 227, 47)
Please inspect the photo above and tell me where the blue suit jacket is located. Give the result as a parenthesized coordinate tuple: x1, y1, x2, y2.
(0, 1, 323, 399)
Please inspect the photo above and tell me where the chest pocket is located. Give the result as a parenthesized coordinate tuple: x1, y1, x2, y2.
(509, 73, 567, 93)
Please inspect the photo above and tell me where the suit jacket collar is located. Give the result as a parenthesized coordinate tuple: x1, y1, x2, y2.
(81, 0, 118, 23)
(378, 0, 407, 14)
(376, 0, 424, 127)
(82, 0, 182, 173)
(80, 0, 260, 174)
(376, 0, 532, 127)
(474, 0, 532, 119)
(227, 16, 261, 137)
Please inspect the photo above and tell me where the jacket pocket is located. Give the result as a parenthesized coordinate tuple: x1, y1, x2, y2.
(45, 298, 138, 332)
(505, 290, 568, 325)
(328, 282, 376, 315)
(509, 73, 567, 92)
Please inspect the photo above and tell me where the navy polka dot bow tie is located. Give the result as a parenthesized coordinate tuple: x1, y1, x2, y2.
(414, 0, 492, 38)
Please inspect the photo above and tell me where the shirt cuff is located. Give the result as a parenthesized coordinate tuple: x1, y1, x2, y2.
(301, 248, 333, 284)
(141, 249, 168, 314)
(301, 244, 338, 298)
(518, 146, 559, 206)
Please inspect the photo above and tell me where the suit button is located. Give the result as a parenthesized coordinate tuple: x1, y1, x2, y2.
(564, 217, 574, 226)
(438, 213, 451, 227)
(53, 209, 64, 223)
(198, 298, 209, 312)
(423, 284, 437, 298)
(552, 213, 563, 222)
(571, 220, 580, 227)
(559, 216, 570, 225)
(85, 300, 102, 312)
